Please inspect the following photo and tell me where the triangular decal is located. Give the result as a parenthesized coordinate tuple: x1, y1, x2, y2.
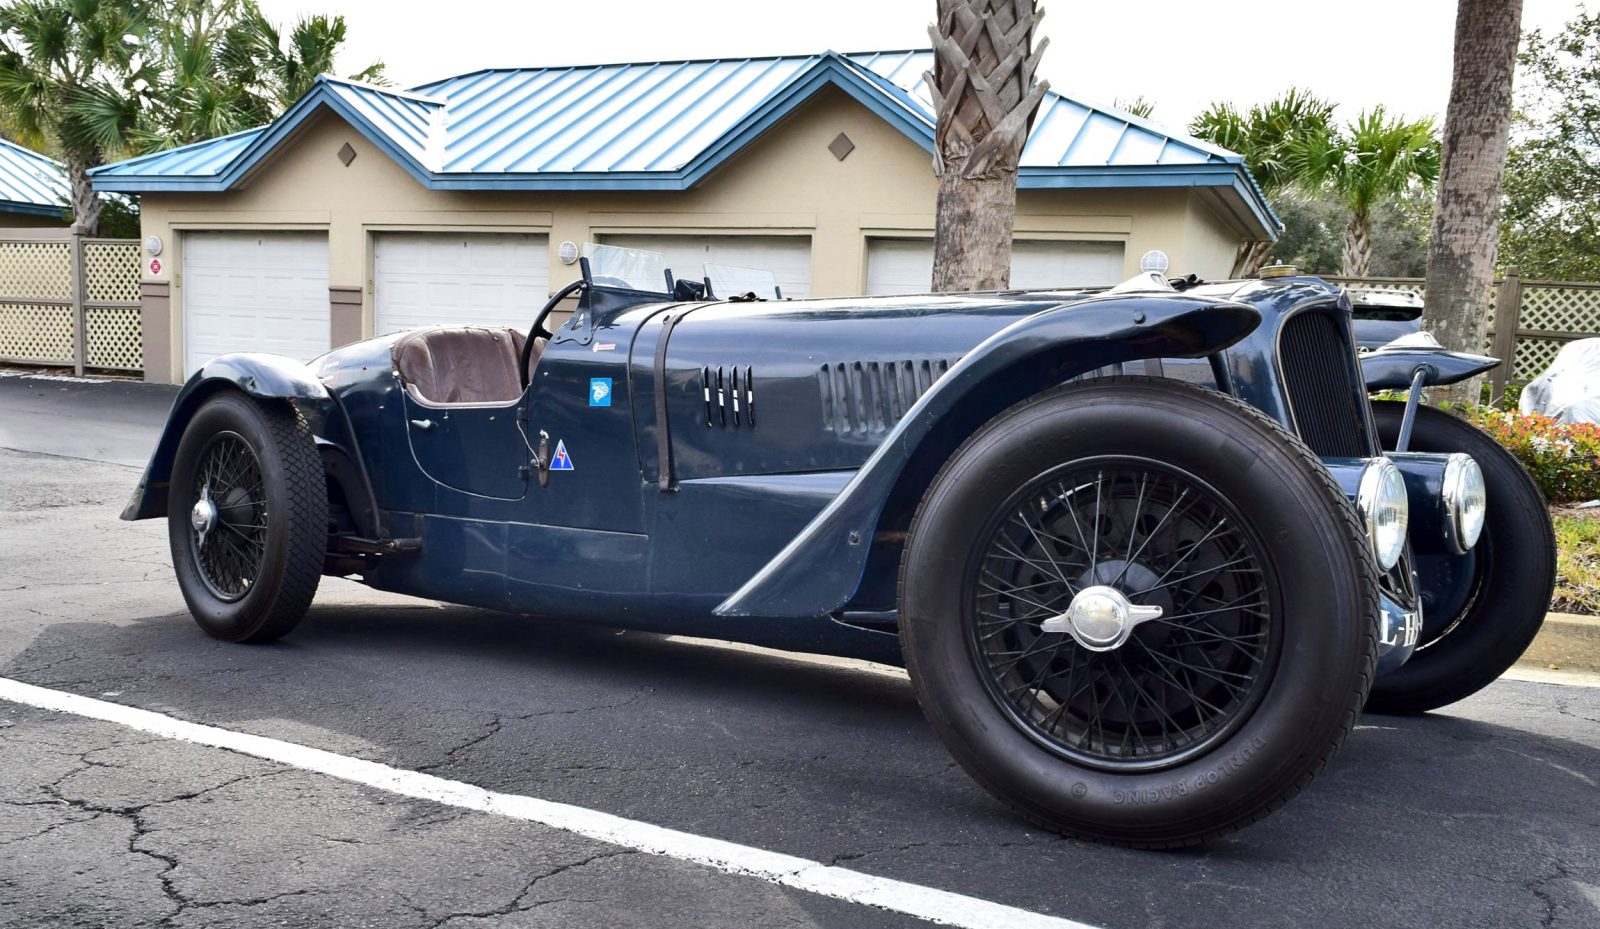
(549, 439, 575, 471)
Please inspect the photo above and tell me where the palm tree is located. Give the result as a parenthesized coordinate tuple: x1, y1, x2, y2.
(1423, 0, 1524, 403)
(1115, 96, 1156, 119)
(136, 1, 385, 152)
(1190, 88, 1336, 276)
(1292, 107, 1440, 276)
(926, 0, 1049, 293)
(0, 0, 152, 234)
(133, 0, 268, 151)
(221, 8, 386, 113)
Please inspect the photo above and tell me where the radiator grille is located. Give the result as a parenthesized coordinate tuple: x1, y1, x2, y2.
(819, 359, 952, 435)
(1278, 310, 1373, 457)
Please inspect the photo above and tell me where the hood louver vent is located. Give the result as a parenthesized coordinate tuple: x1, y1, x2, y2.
(819, 359, 953, 435)
(701, 365, 754, 428)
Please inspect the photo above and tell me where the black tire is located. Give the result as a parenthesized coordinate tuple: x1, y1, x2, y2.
(899, 377, 1378, 848)
(1366, 401, 1555, 713)
(167, 392, 327, 643)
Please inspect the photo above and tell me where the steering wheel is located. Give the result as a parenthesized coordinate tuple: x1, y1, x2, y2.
(520, 280, 586, 388)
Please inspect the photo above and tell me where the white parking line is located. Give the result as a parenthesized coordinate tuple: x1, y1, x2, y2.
(0, 676, 1100, 929)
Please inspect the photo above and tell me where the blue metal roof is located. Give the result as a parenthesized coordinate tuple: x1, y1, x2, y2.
(90, 49, 1277, 236)
(0, 137, 68, 217)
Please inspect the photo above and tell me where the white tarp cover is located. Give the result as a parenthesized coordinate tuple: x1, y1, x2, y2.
(1520, 337, 1600, 424)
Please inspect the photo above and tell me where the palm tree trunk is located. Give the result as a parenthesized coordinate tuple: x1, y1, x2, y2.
(1422, 0, 1524, 404)
(927, 0, 1049, 293)
(65, 158, 101, 235)
(1342, 213, 1372, 277)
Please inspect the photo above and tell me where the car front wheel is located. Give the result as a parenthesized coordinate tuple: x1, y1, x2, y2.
(1367, 401, 1556, 713)
(167, 392, 327, 643)
(899, 377, 1378, 847)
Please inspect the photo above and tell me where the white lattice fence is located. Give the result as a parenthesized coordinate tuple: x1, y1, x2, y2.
(0, 233, 141, 372)
(82, 240, 141, 369)
(0, 301, 73, 363)
(0, 240, 71, 299)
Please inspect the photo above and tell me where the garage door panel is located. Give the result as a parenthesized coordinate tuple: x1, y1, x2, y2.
(601, 234, 811, 298)
(182, 232, 330, 378)
(866, 238, 1127, 295)
(375, 233, 549, 335)
(1009, 240, 1125, 289)
(863, 240, 934, 296)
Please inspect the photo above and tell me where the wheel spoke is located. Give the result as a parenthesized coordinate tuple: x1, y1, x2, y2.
(967, 458, 1278, 770)
(188, 433, 266, 600)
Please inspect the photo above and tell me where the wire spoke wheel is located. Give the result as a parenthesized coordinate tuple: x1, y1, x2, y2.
(188, 431, 268, 602)
(968, 457, 1281, 772)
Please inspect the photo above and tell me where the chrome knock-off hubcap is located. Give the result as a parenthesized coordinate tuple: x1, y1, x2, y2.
(1039, 584, 1164, 652)
(190, 487, 217, 544)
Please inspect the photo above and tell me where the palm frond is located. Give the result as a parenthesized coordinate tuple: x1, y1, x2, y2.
(346, 60, 387, 86)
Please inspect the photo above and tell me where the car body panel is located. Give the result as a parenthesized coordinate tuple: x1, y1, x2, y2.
(127, 271, 1469, 676)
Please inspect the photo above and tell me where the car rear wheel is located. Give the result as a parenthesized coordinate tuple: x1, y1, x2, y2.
(899, 377, 1378, 847)
(1367, 401, 1555, 713)
(167, 392, 327, 643)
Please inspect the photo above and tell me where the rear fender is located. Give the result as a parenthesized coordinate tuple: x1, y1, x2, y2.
(120, 353, 376, 533)
(713, 296, 1262, 620)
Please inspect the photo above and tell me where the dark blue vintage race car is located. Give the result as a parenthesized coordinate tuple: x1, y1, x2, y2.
(126, 248, 1555, 847)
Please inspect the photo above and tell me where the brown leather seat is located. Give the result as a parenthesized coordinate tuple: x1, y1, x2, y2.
(392, 326, 546, 406)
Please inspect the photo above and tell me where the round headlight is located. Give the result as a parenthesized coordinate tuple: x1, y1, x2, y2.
(1357, 459, 1410, 570)
(1442, 453, 1487, 552)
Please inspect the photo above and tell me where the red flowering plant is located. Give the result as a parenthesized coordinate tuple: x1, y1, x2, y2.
(1455, 406, 1600, 504)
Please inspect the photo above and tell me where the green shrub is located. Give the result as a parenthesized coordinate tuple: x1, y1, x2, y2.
(1455, 405, 1600, 503)
(1477, 380, 1522, 411)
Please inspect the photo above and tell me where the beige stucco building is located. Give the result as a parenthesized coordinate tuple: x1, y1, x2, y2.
(94, 51, 1276, 384)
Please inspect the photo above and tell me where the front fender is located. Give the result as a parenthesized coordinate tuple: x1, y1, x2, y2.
(1361, 348, 1499, 391)
(714, 296, 1262, 620)
(121, 353, 346, 521)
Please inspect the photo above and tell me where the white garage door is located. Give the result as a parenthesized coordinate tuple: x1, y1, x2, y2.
(182, 232, 329, 378)
(375, 233, 550, 335)
(866, 239, 1127, 295)
(600, 235, 811, 298)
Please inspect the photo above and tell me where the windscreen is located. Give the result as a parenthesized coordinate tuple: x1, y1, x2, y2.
(583, 243, 672, 293)
(705, 263, 782, 300)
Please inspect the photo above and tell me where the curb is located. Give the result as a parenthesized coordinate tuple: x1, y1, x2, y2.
(1517, 611, 1600, 675)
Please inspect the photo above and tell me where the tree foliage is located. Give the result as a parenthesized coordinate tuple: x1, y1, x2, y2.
(1291, 106, 1440, 276)
(1190, 90, 1439, 277)
(1499, 9, 1600, 280)
(1114, 95, 1155, 119)
(0, 0, 149, 231)
(1190, 88, 1335, 193)
(1271, 188, 1433, 277)
(0, 0, 383, 231)
(1188, 89, 1336, 275)
(133, 0, 386, 151)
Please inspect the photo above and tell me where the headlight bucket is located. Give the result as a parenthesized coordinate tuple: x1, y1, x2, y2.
(1357, 459, 1410, 570)
(1441, 453, 1487, 553)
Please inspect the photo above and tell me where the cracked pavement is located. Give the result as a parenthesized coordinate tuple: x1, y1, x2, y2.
(2, 375, 1599, 929)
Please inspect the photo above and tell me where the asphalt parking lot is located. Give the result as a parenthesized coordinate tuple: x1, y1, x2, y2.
(1, 372, 1598, 929)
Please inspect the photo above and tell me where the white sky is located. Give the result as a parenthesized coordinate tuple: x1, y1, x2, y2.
(258, 0, 1588, 129)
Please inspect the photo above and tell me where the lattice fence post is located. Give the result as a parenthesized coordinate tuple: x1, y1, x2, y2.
(1488, 267, 1522, 405)
(69, 224, 86, 376)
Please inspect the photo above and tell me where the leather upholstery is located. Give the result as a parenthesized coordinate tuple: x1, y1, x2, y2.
(392, 326, 545, 405)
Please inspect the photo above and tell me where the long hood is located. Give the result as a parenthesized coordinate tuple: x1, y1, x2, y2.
(634, 288, 1245, 483)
